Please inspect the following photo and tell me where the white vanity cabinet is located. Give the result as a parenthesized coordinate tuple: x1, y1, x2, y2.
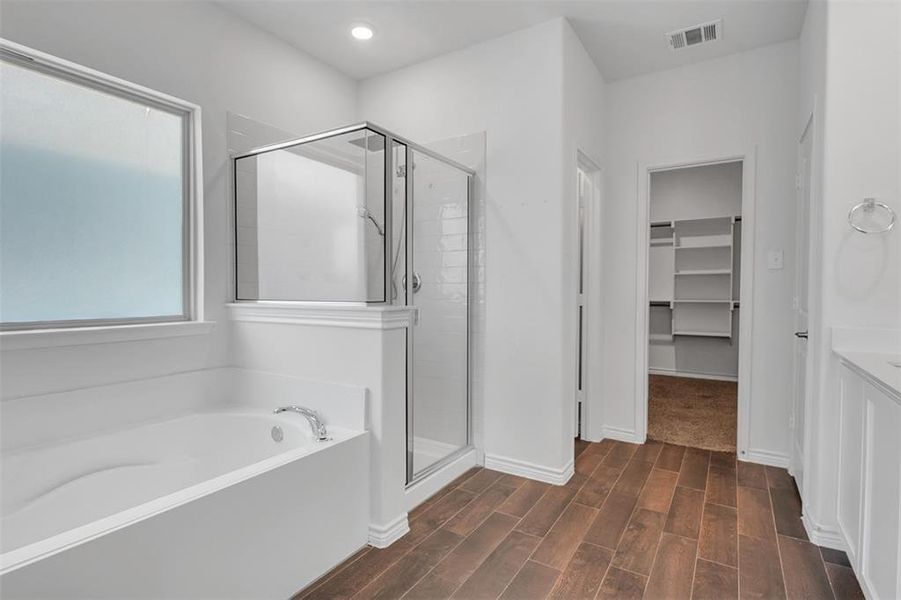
(837, 359, 901, 600)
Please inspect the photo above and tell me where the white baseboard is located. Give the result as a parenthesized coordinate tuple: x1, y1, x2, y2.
(368, 514, 409, 548)
(601, 426, 645, 445)
(742, 448, 790, 468)
(649, 368, 738, 382)
(483, 453, 574, 486)
(801, 515, 846, 550)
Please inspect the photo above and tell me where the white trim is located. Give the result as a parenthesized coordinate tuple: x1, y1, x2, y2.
(0, 38, 205, 330)
(836, 355, 901, 404)
(635, 149, 756, 460)
(576, 151, 605, 443)
(601, 426, 645, 445)
(648, 368, 738, 382)
(0, 321, 215, 351)
(802, 514, 847, 550)
(794, 107, 816, 504)
(368, 513, 409, 549)
(226, 303, 414, 330)
(0, 39, 201, 114)
(188, 94, 205, 325)
(483, 453, 574, 486)
(858, 571, 878, 600)
(741, 449, 789, 468)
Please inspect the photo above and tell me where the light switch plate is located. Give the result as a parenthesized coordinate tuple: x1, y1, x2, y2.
(767, 250, 784, 270)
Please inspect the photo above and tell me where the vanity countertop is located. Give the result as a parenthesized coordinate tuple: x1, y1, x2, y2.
(832, 327, 901, 399)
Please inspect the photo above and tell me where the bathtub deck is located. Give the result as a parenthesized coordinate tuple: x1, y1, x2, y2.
(295, 439, 863, 599)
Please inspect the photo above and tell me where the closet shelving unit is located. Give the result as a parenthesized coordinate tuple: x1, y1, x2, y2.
(649, 215, 740, 340)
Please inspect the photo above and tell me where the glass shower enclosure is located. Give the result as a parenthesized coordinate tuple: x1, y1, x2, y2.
(232, 123, 473, 484)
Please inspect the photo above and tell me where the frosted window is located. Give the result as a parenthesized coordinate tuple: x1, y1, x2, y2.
(0, 59, 187, 326)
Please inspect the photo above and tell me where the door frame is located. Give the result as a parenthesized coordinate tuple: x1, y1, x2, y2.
(576, 151, 604, 441)
(792, 107, 817, 494)
(634, 148, 757, 458)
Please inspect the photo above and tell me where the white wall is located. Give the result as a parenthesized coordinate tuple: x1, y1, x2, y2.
(797, 0, 831, 538)
(650, 162, 743, 221)
(821, 0, 900, 329)
(0, 1, 357, 398)
(602, 41, 799, 462)
(800, 0, 901, 544)
(563, 21, 607, 443)
(359, 19, 573, 478)
(229, 311, 410, 543)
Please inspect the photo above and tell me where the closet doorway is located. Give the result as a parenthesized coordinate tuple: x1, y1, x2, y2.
(636, 154, 756, 456)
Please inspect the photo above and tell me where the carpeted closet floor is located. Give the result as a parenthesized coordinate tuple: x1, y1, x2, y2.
(648, 374, 737, 452)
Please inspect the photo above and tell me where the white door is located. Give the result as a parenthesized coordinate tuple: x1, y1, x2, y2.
(576, 160, 601, 440)
(576, 168, 588, 436)
(791, 119, 813, 492)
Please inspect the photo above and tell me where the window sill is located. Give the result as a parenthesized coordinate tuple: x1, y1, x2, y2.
(0, 321, 216, 351)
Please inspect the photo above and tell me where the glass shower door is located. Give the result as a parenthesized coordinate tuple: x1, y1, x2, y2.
(406, 149, 471, 482)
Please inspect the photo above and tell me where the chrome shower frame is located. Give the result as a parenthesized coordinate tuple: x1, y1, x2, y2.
(232, 122, 475, 487)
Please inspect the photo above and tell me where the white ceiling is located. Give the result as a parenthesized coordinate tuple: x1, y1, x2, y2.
(219, 0, 808, 82)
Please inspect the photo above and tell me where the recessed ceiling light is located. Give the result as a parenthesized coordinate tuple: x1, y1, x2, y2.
(351, 25, 374, 41)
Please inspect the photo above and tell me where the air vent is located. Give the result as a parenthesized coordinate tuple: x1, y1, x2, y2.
(667, 19, 723, 51)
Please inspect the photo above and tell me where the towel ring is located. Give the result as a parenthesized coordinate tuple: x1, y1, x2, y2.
(848, 198, 895, 234)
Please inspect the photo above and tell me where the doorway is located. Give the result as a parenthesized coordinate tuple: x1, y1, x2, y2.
(790, 114, 814, 493)
(576, 153, 602, 441)
(636, 153, 756, 456)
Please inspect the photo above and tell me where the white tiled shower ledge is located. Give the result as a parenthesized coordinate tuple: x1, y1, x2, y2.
(226, 302, 415, 330)
(832, 327, 901, 398)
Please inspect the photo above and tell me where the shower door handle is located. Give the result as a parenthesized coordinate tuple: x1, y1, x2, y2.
(403, 272, 422, 294)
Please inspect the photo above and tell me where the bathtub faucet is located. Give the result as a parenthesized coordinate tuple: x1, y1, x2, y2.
(273, 406, 330, 442)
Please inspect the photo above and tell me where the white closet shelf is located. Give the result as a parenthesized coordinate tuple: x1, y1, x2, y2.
(649, 334, 674, 342)
(672, 299, 732, 304)
(675, 215, 738, 223)
(674, 242, 731, 250)
(673, 330, 732, 338)
(674, 269, 731, 276)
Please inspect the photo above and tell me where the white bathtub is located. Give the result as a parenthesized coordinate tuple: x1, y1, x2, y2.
(0, 369, 370, 599)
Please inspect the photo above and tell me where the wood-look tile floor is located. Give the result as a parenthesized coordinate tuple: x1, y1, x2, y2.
(296, 440, 864, 599)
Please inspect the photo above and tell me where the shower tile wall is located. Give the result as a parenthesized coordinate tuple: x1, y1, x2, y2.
(411, 155, 467, 462)
(413, 133, 486, 467)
